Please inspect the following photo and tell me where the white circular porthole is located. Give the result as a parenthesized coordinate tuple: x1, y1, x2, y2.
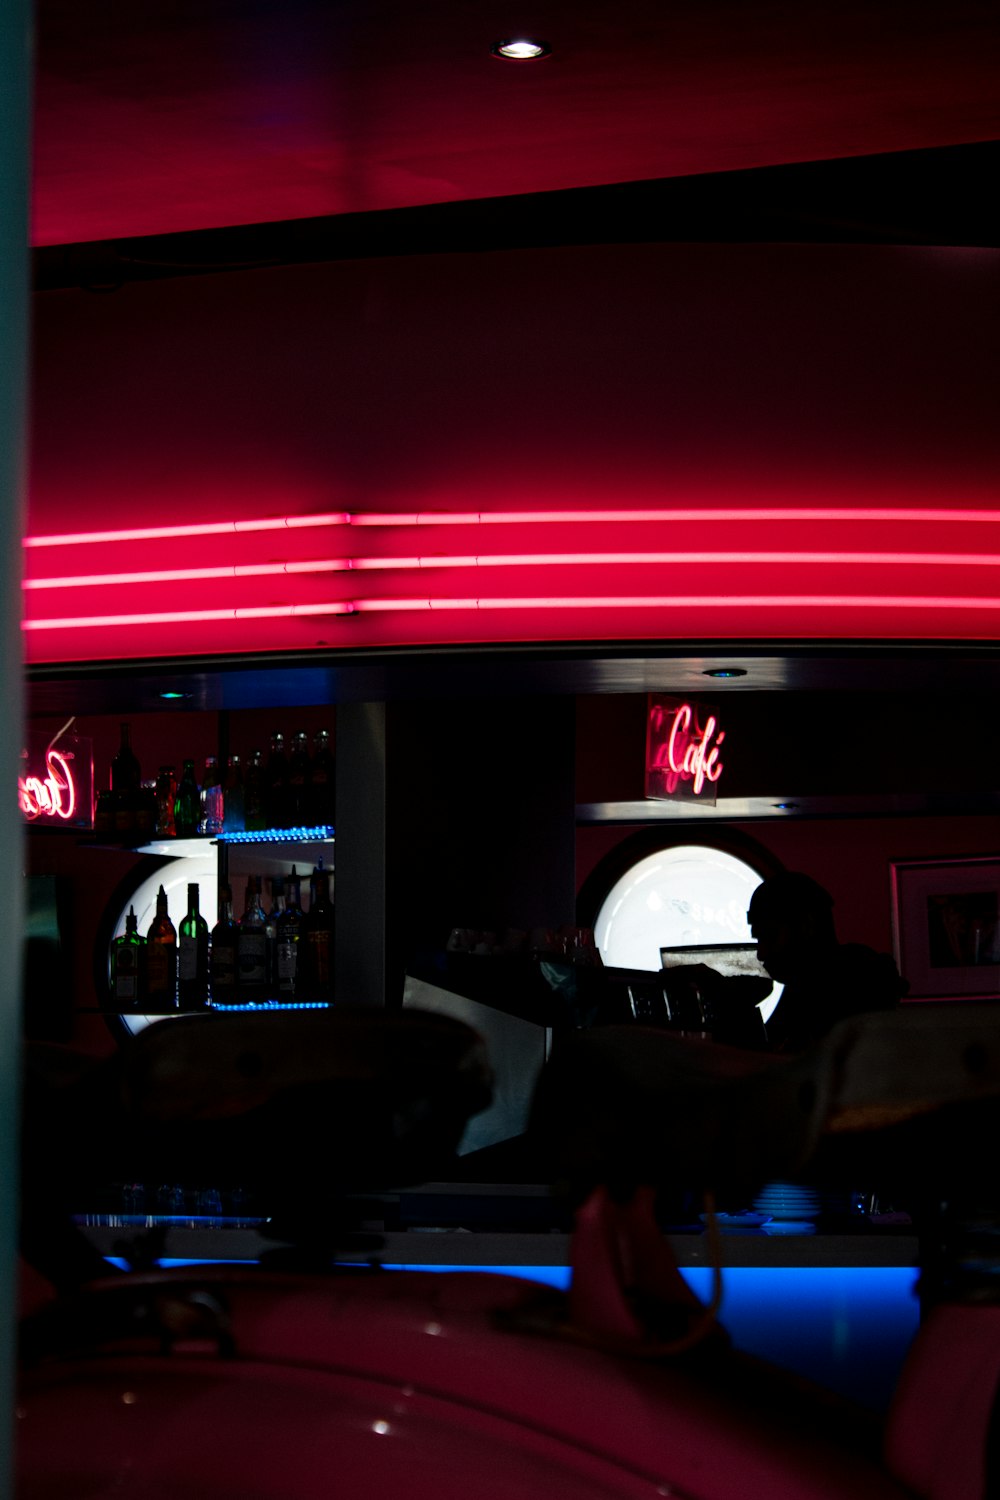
(593, 843, 780, 1023)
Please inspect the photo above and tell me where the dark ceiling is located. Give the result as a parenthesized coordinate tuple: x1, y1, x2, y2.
(27, 0, 1000, 708)
(32, 0, 1000, 270)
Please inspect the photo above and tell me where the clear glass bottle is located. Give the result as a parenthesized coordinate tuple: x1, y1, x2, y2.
(210, 884, 239, 1006)
(145, 885, 177, 1010)
(276, 867, 304, 1001)
(155, 765, 176, 837)
(222, 754, 245, 833)
(266, 874, 286, 993)
(244, 749, 266, 832)
(201, 755, 223, 836)
(310, 728, 334, 828)
(237, 875, 268, 1005)
(178, 882, 209, 1010)
(173, 758, 201, 838)
(111, 905, 145, 1010)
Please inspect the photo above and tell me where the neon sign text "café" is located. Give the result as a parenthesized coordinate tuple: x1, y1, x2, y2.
(18, 734, 93, 826)
(645, 698, 725, 802)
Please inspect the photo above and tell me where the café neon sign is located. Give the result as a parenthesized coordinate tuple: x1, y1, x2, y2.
(18, 728, 93, 826)
(645, 697, 726, 802)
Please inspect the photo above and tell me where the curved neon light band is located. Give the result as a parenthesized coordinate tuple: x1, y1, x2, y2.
(23, 594, 1000, 631)
(22, 550, 1000, 591)
(23, 505, 1000, 548)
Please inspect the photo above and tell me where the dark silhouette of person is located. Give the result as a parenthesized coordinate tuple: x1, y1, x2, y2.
(748, 871, 908, 1053)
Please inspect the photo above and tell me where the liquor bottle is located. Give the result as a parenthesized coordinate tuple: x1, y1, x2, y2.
(237, 875, 268, 1004)
(300, 858, 334, 1003)
(265, 732, 289, 829)
(111, 906, 145, 1010)
(244, 749, 266, 832)
(265, 875, 286, 991)
(222, 754, 245, 833)
(178, 882, 210, 1010)
(287, 731, 311, 826)
(174, 759, 201, 838)
(110, 722, 141, 838)
(310, 728, 334, 827)
(210, 884, 239, 1006)
(201, 755, 224, 836)
(144, 885, 177, 1010)
(110, 722, 141, 795)
(275, 867, 304, 1001)
(155, 765, 176, 837)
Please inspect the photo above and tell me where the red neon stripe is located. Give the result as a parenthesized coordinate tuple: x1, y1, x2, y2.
(23, 506, 1000, 549)
(23, 602, 354, 629)
(349, 593, 1000, 613)
(348, 508, 1000, 527)
(24, 561, 350, 589)
(23, 550, 1000, 591)
(23, 513, 351, 548)
(22, 593, 1000, 631)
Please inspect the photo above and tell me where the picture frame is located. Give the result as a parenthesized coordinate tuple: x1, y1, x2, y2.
(891, 855, 1000, 1001)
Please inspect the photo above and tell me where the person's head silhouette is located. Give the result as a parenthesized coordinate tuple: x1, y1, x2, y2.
(747, 871, 836, 985)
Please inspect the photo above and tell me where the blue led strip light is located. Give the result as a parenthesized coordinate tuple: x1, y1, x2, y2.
(215, 825, 334, 844)
(208, 1000, 331, 1012)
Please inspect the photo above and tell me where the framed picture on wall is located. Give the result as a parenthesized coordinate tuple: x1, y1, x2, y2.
(891, 855, 1000, 1001)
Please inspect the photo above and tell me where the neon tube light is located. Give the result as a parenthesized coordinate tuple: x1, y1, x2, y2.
(18, 748, 77, 821)
(23, 551, 1000, 592)
(26, 594, 1000, 631)
(23, 506, 1000, 548)
(350, 594, 1000, 612)
(23, 602, 355, 630)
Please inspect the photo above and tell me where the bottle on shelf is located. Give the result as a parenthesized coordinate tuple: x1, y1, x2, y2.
(222, 754, 245, 833)
(173, 758, 201, 838)
(265, 732, 289, 829)
(155, 765, 177, 838)
(244, 749, 266, 832)
(237, 874, 268, 1005)
(276, 866, 304, 1001)
(265, 874, 286, 991)
(210, 884, 239, 1006)
(300, 857, 334, 1003)
(310, 728, 334, 827)
(201, 755, 224, 836)
(178, 882, 210, 1010)
(287, 731, 311, 825)
(144, 885, 177, 1011)
(110, 905, 145, 1010)
(110, 722, 141, 838)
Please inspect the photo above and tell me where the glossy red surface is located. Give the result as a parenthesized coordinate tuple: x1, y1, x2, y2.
(31, 0, 1000, 247)
(17, 1269, 912, 1500)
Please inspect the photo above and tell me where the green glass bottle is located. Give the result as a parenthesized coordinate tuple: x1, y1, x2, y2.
(178, 882, 209, 1010)
(111, 905, 145, 1010)
(174, 759, 200, 838)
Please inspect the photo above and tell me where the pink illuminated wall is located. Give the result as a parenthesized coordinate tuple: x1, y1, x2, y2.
(27, 243, 1000, 663)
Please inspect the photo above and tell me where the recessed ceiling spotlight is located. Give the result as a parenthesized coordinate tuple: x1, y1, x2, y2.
(702, 668, 747, 679)
(491, 37, 551, 60)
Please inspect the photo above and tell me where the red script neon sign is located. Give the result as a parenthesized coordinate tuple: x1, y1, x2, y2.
(646, 698, 725, 802)
(18, 733, 94, 826)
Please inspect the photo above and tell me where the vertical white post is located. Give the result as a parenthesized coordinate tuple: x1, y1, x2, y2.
(0, 0, 31, 1492)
